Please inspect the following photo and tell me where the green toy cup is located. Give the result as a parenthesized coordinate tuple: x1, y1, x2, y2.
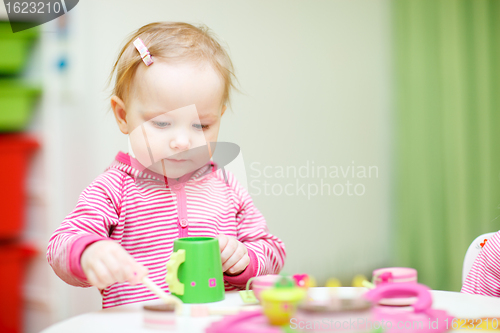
(165, 237, 225, 303)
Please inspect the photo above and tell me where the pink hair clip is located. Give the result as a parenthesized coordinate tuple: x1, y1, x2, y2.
(133, 37, 154, 66)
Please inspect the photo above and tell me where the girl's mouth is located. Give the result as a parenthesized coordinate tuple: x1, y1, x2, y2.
(165, 158, 189, 163)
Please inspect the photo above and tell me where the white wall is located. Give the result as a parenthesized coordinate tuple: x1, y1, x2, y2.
(17, 0, 393, 331)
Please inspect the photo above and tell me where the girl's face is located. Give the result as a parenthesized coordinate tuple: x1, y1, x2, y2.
(112, 60, 226, 179)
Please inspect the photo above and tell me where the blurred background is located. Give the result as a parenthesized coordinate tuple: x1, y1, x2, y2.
(0, 0, 498, 332)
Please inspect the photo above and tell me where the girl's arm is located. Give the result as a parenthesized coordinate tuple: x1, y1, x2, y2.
(461, 231, 500, 297)
(46, 171, 123, 287)
(223, 172, 286, 288)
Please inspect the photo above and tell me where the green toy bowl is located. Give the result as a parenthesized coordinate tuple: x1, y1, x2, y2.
(0, 21, 39, 75)
(0, 80, 41, 131)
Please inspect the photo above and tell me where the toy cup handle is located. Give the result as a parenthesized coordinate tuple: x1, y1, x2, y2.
(165, 249, 186, 295)
(245, 276, 258, 291)
(364, 282, 432, 313)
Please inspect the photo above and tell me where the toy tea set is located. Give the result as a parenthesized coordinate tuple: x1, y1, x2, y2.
(206, 268, 454, 333)
(139, 239, 454, 333)
(142, 237, 225, 329)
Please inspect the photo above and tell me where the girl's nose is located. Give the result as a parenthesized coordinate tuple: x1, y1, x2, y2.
(170, 131, 190, 151)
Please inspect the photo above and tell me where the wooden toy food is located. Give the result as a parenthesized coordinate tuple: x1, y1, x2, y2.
(142, 304, 176, 330)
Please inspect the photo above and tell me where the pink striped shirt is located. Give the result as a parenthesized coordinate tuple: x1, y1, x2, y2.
(461, 231, 500, 297)
(46, 152, 286, 308)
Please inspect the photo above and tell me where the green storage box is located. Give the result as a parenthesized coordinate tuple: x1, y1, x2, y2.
(0, 21, 39, 74)
(0, 80, 41, 131)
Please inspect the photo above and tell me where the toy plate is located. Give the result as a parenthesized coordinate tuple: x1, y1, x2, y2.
(378, 296, 417, 306)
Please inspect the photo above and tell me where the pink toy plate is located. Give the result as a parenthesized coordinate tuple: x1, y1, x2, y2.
(364, 283, 453, 333)
(205, 309, 283, 333)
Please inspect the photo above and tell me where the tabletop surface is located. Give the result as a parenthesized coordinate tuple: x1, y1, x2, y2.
(41, 287, 500, 333)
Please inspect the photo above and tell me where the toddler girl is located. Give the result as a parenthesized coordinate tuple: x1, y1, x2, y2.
(462, 231, 500, 297)
(46, 22, 286, 308)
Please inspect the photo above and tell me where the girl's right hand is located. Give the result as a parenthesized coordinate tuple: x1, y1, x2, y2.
(80, 240, 148, 289)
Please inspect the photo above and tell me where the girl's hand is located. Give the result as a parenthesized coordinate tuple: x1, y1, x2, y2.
(80, 240, 148, 289)
(217, 234, 250, 275)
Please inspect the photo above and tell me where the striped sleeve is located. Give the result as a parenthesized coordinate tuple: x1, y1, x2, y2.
(461, 231, 500, 297)
(46, 169, 124, 287)
(224, 171, 286, 280)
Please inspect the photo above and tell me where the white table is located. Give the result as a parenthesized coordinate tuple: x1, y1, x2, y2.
(41, 288, 500, 333)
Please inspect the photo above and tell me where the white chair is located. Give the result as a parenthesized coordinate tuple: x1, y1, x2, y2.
(462, 232, 496, 284)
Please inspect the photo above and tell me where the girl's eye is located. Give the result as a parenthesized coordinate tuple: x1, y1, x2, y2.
(193, 124, 210, 130)
(152, 120, 170, 128)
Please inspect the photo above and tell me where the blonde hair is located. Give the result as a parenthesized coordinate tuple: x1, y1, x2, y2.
(108, 22, 238, 109)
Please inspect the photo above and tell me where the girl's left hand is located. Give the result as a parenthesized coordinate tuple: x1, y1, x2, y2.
(217, 234, 250, 275)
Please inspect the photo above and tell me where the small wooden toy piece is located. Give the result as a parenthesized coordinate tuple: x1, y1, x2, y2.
(293, 274, 317, 288)
(308, 275, 317, 287)
(352, 274, 369, 287)
(325, 277, 342, 288)
(239, 290, 259, 304)
(142, 304, 176, 330)
(362, 280, 375, 289)
(190, 304, 211, 317)
(239, 277, 259, 304)
(292, 274, 310, 288)
(142, 277, 183, 315)
(291, 273, 317, 303)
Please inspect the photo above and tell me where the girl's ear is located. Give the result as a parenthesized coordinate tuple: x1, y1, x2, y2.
(111, 95, 129, 134)
(221, 104, 227, 116)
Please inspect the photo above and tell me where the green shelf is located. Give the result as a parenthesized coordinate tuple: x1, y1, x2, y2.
(0, 21, 39, 75)
(0, 80, 41, 131)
